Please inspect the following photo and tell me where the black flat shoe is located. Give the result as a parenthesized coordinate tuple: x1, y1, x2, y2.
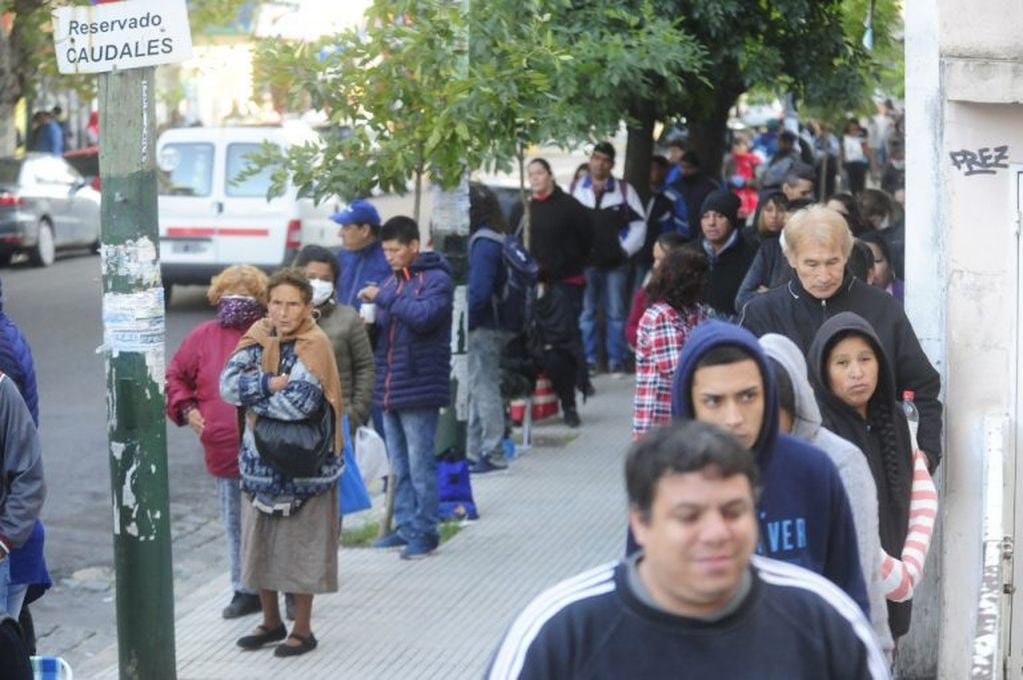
(237, 623, 287, 650)
(274, 632, 318, 657)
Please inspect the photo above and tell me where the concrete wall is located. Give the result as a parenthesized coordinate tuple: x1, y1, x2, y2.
(907, 1, 1023, 676)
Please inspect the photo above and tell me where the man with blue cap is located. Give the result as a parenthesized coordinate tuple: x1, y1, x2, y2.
(332, 199, 392, 313)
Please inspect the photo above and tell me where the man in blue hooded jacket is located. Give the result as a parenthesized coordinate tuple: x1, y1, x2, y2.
(333, 199, 392, 312)
(646, 320, 869, 614)
(358, 216, 454, 560)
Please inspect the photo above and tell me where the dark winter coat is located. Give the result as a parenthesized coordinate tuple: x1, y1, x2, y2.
(513, 186, 592, 283)
(735, 235, 791, 312)
(316, 302, 375, 429)
(468, 229, 506, 331)
(166, 320, 246, 478)
(372, 252, 454, 411)
(808, 312, 915, 638)
(0, 280, 38, 424)
(689, 231, 756, 319)
(740, 272, 943, 469)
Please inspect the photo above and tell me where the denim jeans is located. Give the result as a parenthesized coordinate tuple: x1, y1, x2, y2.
(0, 555, 27, 621)
(467, 328, 511, 463)
(580, 265, 628, 367)
(382, 408, 440, 542)
(217, 477, 254, 595)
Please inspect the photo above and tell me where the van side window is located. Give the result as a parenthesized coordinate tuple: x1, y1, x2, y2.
(158, 143, 214, 197)
(226, 143, 275, 198)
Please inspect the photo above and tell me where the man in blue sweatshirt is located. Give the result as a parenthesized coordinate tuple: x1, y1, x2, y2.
(333, 199, 392, 311)
(489, 422, 888, 679)
(666, 320, 869, 613)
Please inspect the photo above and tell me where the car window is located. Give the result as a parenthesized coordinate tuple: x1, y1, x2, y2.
(0, 159, 22, 185)
(225, 143, 275, 198)
(34, 157, 77, 185)
(157, 143, 214, 197)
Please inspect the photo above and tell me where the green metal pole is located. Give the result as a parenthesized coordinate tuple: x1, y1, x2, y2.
(98, 65, 177, 680)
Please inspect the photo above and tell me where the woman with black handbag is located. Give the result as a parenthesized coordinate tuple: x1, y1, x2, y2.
(220, 269, 346, 658)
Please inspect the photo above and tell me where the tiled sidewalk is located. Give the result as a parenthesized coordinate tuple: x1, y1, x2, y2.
(82, 375, 633, 679)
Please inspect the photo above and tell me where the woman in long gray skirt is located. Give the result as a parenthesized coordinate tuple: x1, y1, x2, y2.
(220, 269, 346, 657)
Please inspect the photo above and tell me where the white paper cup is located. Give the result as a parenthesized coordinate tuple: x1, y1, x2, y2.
(360, 302, 377, 323)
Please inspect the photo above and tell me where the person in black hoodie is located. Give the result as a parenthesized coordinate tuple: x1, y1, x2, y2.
(808, 312, 917, 641)
(740, 205, 943, 471)
(689, 190, 755, 320)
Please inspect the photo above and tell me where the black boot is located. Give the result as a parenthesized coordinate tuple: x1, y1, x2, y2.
(563, 407, 581, 428)
(222, 591, 262, 619)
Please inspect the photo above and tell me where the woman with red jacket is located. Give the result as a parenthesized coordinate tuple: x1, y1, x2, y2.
(166, 265, 268, 619)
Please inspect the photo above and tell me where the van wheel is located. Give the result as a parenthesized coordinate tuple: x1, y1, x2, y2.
(162, 281, 173, 305)
(90, 237, 101, 254)
(0, 252, 12, 267)
(29, 219, 55, 267)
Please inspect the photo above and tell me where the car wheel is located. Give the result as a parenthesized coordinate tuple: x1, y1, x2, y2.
(0, 252, 12, 267)
(90, 237, 101, 254)
(29, 219, 55, 267)
(162, 281, 173, 305)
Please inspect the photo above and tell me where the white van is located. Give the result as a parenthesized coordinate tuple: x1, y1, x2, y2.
(156, 124, 340, 297)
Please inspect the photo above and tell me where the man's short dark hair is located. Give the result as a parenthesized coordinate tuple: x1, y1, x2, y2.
(667, 138, 686, 151)
(681, 150, 701, 168)
(651, 155, 670, 170)
(626, 421, 758, 519)
(784, 162, 816, 186)
(695, 344, 756, 372)
(294, 244, 339, 281)
(655, 231, 688, 252)
(779, 130, 797, 145)
(769, 358, 795, 419)
(785, 197, 815, 213)
(380, 216, 420, 245)
(592, 141, 615, 162)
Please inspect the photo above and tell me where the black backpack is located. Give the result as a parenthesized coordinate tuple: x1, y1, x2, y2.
(469, 227, 539, 334)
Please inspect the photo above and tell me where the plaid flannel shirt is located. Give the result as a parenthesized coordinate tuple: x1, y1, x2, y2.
(632, 302, 709, 439)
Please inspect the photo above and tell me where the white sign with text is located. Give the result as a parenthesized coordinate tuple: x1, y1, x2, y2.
(51, 0, 192, 75)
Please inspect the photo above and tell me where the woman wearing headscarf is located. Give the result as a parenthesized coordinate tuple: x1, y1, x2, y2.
(808, 311, 936, 644)
(220, 269, 345, 657)
(166, 264, 268, 619)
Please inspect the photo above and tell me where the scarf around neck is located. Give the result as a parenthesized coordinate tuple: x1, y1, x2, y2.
(234, 316, 345, 455)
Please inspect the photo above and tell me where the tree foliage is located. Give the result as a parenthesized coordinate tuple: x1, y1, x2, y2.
(247, 0, 705, 213)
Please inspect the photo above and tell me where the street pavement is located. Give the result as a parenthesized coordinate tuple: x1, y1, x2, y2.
(80, 374, 632, 678)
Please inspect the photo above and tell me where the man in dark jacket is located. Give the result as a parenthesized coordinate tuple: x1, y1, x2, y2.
(740, 205, 943, 470)
(490, 422, 887, 680)
(467, 185, 514, 472)
(0, 279, 37, 425)
(333, 199, 392, 311)
(359, 217, 454, 560)
(572, 142, 646, 375)
(689, 190, 755, 320)
(668, 151, 719, 234)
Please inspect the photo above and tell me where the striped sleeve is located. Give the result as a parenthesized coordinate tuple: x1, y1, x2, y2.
(879, 449, 938, 602)
(753, 555, 891, 680)
(487, 563, 617, 680)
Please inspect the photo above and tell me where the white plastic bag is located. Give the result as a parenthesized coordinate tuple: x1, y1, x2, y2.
(354, 425, 390, 487)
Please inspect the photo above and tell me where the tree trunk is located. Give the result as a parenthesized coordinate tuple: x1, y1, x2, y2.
(0, 102, 18, 157)
(623, 98, 656, 204)
(686, 87, 742, 182)
(516, 145, 529, 245)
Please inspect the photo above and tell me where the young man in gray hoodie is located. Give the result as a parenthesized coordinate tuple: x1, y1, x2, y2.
(759, 333, 893, 659)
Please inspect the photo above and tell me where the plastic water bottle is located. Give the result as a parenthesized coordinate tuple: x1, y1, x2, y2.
(901, 390, 919, 451)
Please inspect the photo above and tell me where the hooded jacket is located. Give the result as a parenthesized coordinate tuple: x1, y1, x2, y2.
(740, 271, 942, 471)
(668, 321, 869, 615)
(336, 240, 393, 309)
(760, 333, 893, 655)
(373, 251, 454, 411)
(0, 279, 38, 424)
(808, 312, 915, 638)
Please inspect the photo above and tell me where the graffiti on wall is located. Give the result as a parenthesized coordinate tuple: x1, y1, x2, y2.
(949, 145, 1010, 176)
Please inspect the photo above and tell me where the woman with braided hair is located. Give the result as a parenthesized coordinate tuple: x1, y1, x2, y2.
(807, 311, 936, 644)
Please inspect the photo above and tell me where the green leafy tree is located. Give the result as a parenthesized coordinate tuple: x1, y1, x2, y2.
(248, 0, 705, 219)
(622, 0, 901, 188)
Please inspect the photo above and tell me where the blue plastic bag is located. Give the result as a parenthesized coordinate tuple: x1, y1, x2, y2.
(338, 415, 372, 516)
(437, 456, 479, 520)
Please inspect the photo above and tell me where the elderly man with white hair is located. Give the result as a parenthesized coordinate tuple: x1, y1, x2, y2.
(740, 205, 943, 472)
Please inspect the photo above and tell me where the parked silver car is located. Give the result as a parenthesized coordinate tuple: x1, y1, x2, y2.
(0, 153, 101, 266)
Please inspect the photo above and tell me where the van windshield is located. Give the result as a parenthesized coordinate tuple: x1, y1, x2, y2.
(158, 143, 213, 197)
(226, 143, 275, 198)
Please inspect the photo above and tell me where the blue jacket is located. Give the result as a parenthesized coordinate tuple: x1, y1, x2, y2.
(336, 240, 392, 309)
(468, 229, 505, 331)
(669, 320, 869, 616)
(0, 280, 38, 425)
(373, 252, 454, 411)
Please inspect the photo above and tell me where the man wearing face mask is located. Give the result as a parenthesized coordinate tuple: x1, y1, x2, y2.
(166, 265, 269, 620)
(294, 245, 375, 432)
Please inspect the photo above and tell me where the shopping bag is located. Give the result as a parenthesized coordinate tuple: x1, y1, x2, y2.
(437, 455, 478, 520)
(338, 415, 372, 516)
(355, 425, 390, 485)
